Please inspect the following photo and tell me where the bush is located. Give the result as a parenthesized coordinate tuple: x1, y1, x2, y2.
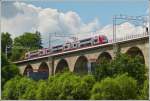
(2, 76, 36, 100)
(45, 72, 95, 100)
(46, 72, 80, 100)
(21, 80, 37, 100)
(139, 80, 149, 100)
(82, 75, 96, 90)
(16, 77, 35, 99)
(2, 76, 21, 100)
(1, 52, 19, 89)
(72, 75, 96, 100)
(91, 73, 138, 100)
(35, 80, 47, 100)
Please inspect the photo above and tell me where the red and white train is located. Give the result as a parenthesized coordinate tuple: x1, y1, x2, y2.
(25, 35, 108, 59)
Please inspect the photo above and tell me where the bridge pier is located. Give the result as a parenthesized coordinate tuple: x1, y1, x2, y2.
(48, 57, 54, 75)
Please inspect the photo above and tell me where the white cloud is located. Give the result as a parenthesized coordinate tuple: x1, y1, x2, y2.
(97, 22, 145, 41)
(2, 2, 101, 47)
(2, 2, 146, 47)
(2, 2, 41, 38)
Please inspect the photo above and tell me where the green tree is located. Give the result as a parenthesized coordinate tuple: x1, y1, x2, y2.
(11, 32, 43, 61)
(112, 54, 146, 85)
(13, 32, 42, 49)
(94, 53, 146, 85)
(1, 32, 13, 59)
(1, 52, 19, 89)
(11, 47, 26, 61)
(93, 58, 112, 81)
(91, 73, 138, 100)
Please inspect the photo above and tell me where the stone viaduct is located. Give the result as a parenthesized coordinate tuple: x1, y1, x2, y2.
(14, 34, 149, 77)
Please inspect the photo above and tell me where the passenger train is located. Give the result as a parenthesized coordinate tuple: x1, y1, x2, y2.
(25, 35, 108, 59)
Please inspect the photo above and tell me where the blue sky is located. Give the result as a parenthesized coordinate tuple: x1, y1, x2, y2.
(26, 0, 148, 26)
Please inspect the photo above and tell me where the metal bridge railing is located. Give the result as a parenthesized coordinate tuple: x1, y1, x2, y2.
(110, 32, 149, 43)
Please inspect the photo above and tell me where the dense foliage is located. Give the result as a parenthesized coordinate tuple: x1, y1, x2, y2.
(93, 54, 146, 85)
(1, 53, 19, 89)
(2, 53, 148, 100)
(11, 32, 43, 61)
(139, 80, 149, 99)
(2, 73, 95, 100)
(1, 32, 13, 59)
(91, 73, 137, 100)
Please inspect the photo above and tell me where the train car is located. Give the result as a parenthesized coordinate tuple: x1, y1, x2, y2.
(98, 35, 108, 44)
(39, 49, 46, 56)
(24, 35, 109, 60)
(25, 49, 47, 59)
(93, 35, 108, 45)
(25, 50, 39, 59)
(71, 41, 79, 49)
(93, 36, 99, 45)
(79, 37, 93, 48)
(63, 42, 72, 51)
(29, 50, 39, 58)
(52, 45, 63, 53)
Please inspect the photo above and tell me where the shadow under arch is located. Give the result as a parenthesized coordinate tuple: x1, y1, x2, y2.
(74, 56, 88, 75)
(126, 46, 145, 64)
(55, 59, 69, 73)
(38, 62, 49, 79)
(97, 52, 112, 64)
(23, 64, 33, 76)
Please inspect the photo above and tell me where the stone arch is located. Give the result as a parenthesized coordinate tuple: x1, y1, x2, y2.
(97, 52, 112, 64)
(23, 64, 33, 76)
(126, 46, 145, 64)
(74, 56, 88, 75)
(55, 59, 69, 73)
(38, 62, 49, 79)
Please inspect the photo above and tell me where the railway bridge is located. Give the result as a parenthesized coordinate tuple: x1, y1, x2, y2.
(14, 33, 149, 79)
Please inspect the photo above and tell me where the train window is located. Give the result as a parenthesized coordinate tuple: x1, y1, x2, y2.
(94, 39, 98, 42)
(31, 54, 38, 57)
(65, 46, 68, 48)
(80, 38, 91, 43)
(47, 50, 50, 52)
(40, 51, 43, 54)
(53, 45, 63, 48)
(146, 27, 148, 33)
(104, 36, 107, 40)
